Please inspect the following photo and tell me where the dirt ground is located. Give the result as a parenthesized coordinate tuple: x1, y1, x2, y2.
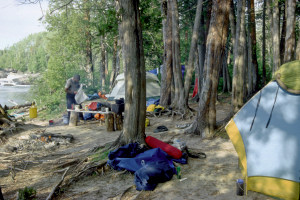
(0, 99, 275, 200)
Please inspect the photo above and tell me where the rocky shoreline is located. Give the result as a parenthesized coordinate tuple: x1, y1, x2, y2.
(0, 69, 39, 85)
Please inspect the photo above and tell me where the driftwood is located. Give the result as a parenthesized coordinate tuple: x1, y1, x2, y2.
(46, 167, 70, 200)
(6, 103, 32, 110)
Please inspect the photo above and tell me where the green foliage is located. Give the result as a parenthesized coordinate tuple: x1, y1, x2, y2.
(0, 32, 48, 73)
(18, 187, 37, 200)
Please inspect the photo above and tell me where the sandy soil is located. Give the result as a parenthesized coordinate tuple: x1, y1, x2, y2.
(0, 100, 275, 200)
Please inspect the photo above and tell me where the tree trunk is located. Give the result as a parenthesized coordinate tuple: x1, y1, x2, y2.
(84, 1, 94, 87)
(232, 0, 246, 112)
(110, 38, 118, 88)
(170, 0, 186, 113)
(160, 0, 172, 106)
(222, 38, 230, 93)
(183, 0, 203, 104)
(280, 0, 286, 64)
(115, 0, 146, 145)
(100, 36, 106, 91)
(283, 0, 296, 63)
(198, 13, 206, 96)
(229, 0, 236, 57)
(186, 0, 230, 137)
(270, 0, 280, 73)
(249, 0, 259, 91)
(262, 0, 267, 85)
(246, 0, 253, 96)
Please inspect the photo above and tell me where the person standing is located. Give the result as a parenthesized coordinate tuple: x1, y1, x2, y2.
(65, 74, 80, 120)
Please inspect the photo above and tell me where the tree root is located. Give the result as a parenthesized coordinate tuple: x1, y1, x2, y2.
(46, 167, 70, 200)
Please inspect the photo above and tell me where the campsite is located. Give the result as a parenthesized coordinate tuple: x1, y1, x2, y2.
(0, 0, 300, 199)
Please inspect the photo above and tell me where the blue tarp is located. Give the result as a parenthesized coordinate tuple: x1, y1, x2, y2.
(107, 143, 186, 191)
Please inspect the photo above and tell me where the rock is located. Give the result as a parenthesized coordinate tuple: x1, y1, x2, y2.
(0, 70, 7, 79)
(12, 73, 40, 85)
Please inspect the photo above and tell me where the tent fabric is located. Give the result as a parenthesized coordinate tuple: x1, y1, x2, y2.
(107, 72, 161, 100)
(274, 60, 300, 94)
(225, 80, 300, 200)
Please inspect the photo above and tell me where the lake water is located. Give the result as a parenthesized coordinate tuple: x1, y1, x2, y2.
(0, 85, 31, 107)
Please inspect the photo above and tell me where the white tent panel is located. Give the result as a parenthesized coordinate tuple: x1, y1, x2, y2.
(108, 72, 160, 100)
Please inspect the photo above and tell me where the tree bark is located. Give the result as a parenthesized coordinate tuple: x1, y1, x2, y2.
(170, 0, 186, 112)
(283, 0, 296, 63)
(232, 0, 246, 112)
(118, 0, 146, 145)
(160, 0, 172, 106)
(249, 0, 259, 91)
(183, 0, 203, 104)
(100, 36, 106, 91)
(246, 0, 253, 96)
(280, 0, 286, 64)
(84, 0, 94, 87)
(187, 0, 230, 137)
(262, 0, 267, 85)
(110, 38, 118, 89)
(272, 0, 280, 73)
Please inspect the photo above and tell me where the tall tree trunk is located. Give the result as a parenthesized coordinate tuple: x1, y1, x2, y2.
(280, 0, 286, 64)
(170, 0, 186, 112)
(105, 49, 109, 75)
(183, 0, 203, 104)
(249, 0, 259, 91)
(229, 0, 236, 58)
(262, 0, 267, 85)
(246, 0, 253, 96)
(114, 0, 146, 145)
(160, 0, 172, 106)
(198, 11, 206, 96)
(222, 37, 230, 93)
(272, 0, 280, 73)
(100, 36, 106, 91)
(232, 0, 246, 112)
(186, 0, 230, 137)
(283, 0, 296, 63)
(110, 38, 118, 88)
(84, 1, 94, 87)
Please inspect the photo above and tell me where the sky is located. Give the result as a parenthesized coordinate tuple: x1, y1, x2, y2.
(0, 0, 48, 50)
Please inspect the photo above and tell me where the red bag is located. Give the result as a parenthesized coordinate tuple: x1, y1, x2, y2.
(145, 136, 182, 159)
(88, 102, 98, 111)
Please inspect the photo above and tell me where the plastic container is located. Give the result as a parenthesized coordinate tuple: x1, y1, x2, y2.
(63, 115, 69, 125)
(49, 120, 54, 126)
(236, 179, 244, 196)
(29, 103, 37, 119)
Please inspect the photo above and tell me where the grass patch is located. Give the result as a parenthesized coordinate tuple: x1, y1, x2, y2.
(89, 149, 110, 162)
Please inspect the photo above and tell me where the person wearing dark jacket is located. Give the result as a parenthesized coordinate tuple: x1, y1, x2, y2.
(65, 74, 80, 121)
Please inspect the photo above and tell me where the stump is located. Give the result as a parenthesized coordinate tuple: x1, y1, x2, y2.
(105, 113, 114, 131)
(69, 111, 78, 126)
(114, 113, 123, 130)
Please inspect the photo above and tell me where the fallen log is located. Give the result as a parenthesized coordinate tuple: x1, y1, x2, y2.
(6, 103, 31, 110)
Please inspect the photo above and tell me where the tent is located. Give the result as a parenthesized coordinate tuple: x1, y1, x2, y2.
(107, 72, 161, 100)
(225, 60, 300, 200)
